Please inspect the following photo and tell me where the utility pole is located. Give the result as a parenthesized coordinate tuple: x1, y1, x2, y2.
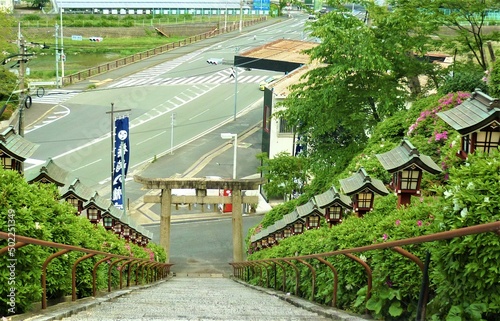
(59, 1, 65, 79)
(170, 113, 175, 155)
(55, 24, 59, 88)
(17, 23, 25, 138)
(233, 47, 239, 121)
(239, 0, 243, 32)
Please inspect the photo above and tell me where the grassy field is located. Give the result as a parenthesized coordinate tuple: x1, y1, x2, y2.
(26, 33, 183, 78)
(15, 12, 248, 80)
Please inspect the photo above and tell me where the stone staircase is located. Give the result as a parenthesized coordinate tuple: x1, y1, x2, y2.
(53, 277, 367, 321)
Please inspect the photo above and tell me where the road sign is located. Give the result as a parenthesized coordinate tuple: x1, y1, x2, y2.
(71, 35, 83, 41)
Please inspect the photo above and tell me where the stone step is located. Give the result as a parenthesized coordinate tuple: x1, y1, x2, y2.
(60, 277, 336, 321)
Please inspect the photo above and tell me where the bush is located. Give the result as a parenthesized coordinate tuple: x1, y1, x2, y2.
(22, 14, 41, 21)
(247, 92, 500, 320)
(0, 168, 166, 315)
(487, 59, 500, 97)
(438, 63, 488, 95)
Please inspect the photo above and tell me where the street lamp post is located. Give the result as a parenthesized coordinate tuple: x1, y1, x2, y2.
(221, 133, 237, 179)
(239, 0, 243, 32)
(59, 0, 65, 79)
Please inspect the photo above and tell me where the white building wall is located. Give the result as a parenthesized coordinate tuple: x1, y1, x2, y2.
(268, 98, 295, 159)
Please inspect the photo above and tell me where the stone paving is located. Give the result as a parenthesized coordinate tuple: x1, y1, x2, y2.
(53, 277, 369, 321)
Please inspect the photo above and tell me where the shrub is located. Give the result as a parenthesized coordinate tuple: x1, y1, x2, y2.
(0, 168, 166, 315)
(487, 59, 500, 97)
(438, 63, 488, 95)
(22, 14, 41, 21)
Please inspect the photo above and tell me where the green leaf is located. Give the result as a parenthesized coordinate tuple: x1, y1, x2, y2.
(389, 301, 403, 317)
(366, 297, 383, 314)
(353, 294, 366, 308)
(465, 303, 487, 320)
(446, 305, 463, 321)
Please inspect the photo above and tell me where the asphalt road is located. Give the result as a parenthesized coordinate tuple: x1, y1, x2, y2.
(17, 14, 312, 273)
(22, 14, 311, 197)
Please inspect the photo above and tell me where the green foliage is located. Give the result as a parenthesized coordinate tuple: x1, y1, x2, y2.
(0, 69, 18, 121)
(247, 85, 500, 320)
(418, 0, 500, 71)
(21, 14, 42, 21)
(427, 150, 500, 321)
(487, 59, 500, 97)
(258, 152, 309, 200)
(439, 62, 488, 95)
(0, 168, 165, 315)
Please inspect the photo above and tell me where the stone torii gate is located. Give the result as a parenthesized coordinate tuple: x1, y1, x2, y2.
(134, 176, 265, 263)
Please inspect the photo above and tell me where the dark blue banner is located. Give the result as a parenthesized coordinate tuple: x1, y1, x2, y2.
(112, 117, 130, 210)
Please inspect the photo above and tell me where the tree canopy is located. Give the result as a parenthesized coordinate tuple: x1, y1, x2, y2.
(275, 0, 497, 181)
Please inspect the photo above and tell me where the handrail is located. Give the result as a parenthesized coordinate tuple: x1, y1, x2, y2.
(242, 221, 500, 262)
(230, 221, 500, 319)
(0, 231, 172, 310)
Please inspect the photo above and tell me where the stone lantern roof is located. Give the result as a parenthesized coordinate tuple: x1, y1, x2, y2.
(437, 89, 499, 135)
(339, 167, 389, 196)
(314, 186, 352, 209)
(0, 126, 38, 161)
(376, 139, 441, 174)
(25, 158, 69, 187)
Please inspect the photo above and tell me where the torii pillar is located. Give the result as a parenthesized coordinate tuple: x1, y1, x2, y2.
(134, 176, 265, 263)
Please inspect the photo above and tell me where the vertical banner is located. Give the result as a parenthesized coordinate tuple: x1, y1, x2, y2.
(112, 117, 130, 210)
(295, 134, 305, 156)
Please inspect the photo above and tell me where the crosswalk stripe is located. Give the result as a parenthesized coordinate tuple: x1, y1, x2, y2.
(107, 73, 271, 89)
(31, 90, 81, 104)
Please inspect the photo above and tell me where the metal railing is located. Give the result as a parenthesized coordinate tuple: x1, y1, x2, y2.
(230, 221, 500, 320)
(62, 17, 268, 86)
(0, 231, 172, 310)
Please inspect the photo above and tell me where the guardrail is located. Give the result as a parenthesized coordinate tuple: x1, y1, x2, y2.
(230, 221, 500, 320)
(62, 17, 268, 86)
(0, 231, 172, 310)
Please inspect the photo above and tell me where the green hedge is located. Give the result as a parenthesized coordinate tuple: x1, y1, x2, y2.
(248, 91, 500, 320)
(0, 169, 166, 315)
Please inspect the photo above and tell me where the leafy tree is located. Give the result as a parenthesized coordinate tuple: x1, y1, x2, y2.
(24, 0, 50, 9)
(408, 0, 500, 71)
(0, 12, 18, 121)
(257, 152, 309, 200)
(277, 1, 443, 178)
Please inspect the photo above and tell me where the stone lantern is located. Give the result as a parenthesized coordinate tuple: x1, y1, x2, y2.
(314, 186, 352, 227)
(283, 210, 305, 235)
(339, 168, 389, 217)
(376, 138, 441, 208)
(296, 199, 323, 230)
(60, 178, 94, 215)
(82, 192, 109, 225)
(437, 89, 499, 159)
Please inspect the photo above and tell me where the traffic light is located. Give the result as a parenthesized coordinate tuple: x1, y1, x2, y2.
(207, 58, 223, 65)
(89, 37, 103, 42)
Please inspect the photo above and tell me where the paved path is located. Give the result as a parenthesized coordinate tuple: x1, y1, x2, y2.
(51, 278, 367, 321)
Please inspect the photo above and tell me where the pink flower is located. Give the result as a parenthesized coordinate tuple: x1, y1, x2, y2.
(435, 131, 448, 141)
(382, 234, 388, 241)
(395, 220, 401, 226)
(417, 220, 422, 227)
